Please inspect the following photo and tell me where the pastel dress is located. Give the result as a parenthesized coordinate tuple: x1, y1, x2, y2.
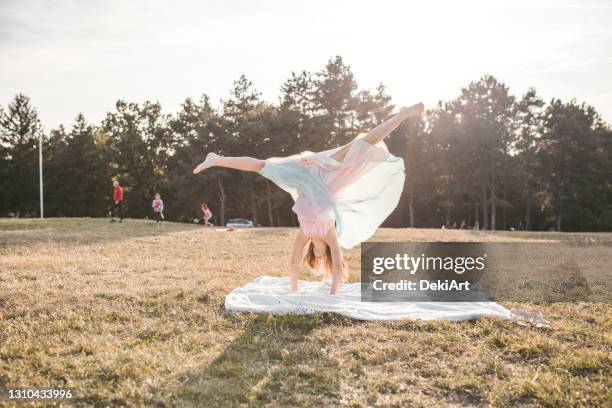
(259, 134, 405, 249)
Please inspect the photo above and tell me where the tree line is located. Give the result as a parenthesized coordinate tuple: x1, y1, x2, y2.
(1, 56, 610, 231)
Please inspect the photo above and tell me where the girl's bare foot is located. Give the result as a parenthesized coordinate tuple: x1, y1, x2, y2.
(193, 152, 219, 174)
(400, 103, 425, 117)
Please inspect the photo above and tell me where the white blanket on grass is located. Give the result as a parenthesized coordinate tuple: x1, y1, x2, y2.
(225, 276, 512, 321)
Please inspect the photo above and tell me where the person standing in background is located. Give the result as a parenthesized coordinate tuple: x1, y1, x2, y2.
(110, 180, 124, 223)
(152, 193, 164, 226)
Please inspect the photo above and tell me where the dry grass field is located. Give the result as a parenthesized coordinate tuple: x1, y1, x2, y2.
(0, 218, 610, 407)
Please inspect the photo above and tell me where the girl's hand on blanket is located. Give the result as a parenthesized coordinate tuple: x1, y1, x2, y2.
(324, 227, 345, 295)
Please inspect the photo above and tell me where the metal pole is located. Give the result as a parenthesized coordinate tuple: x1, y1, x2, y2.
(39, 133, 43, 218)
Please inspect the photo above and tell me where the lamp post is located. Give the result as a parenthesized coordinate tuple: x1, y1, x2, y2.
(39, 132, 43, 218)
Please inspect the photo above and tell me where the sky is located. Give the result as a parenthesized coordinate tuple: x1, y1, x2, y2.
(1, 0, 611, 131)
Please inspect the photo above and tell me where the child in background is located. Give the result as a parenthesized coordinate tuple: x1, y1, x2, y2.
(152, 193, 164, 226)
(110, 180, 124, 223)
(201, 203, 213, 226)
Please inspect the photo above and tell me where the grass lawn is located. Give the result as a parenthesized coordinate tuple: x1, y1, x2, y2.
(0, 218, 610, 407)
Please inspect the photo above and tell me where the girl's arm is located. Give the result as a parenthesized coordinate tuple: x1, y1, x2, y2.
(324, 228, 345, 294)
(289, 229, 309, 291)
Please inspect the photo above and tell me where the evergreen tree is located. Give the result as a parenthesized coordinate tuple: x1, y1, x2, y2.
(1, 58, 610, 231)
(0, 94, 42, 216)
(311, 56, 360, 149)
(102, 101, 167, 219)
(168, 95, 222, 223)
(514, 88, 545, 230)
(355, 83, 395, 131)
(221, 75, 265, 224)
(539, 99, 611, 231)
(45, 114, 111, 216)
(454, 75, 515, 230)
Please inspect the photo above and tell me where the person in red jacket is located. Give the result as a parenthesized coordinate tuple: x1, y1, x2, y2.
(110, 180, 124, 223)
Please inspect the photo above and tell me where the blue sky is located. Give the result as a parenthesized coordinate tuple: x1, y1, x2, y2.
(1, 0, 611, 130)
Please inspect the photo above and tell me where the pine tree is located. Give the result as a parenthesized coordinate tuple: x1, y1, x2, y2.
(221, 75, 265, 224)
(454, 75, 515, 230)
(0, 94, 42, 216)
(102, 101, 167, 219)
(539, 99, 611, 231)
(514, 88, 544, 230)
(45, 114, 111, 217)
(168, 95, 221, 223)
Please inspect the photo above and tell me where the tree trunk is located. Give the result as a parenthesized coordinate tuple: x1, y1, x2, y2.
(525, 183, 532, 231)
(555, 153, 563, 232)
(266, 181, 274, 227)
(445, 203, 450, 227)
(16, 150, 25, 216)
(502, 188, 507, 230)
(249, 180, 258, 225)
(555, 183, 563, 232)
(490, 179, 496, 231)
(408, 189, 415, 228)
(217, 176, 225, 226)
(482, 185, 489, 230)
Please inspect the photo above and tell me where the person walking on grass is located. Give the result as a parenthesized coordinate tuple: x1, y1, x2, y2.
(201, 203, 213, 226)
(152, 193, 164, 226)
(110, 180, 124, 223)
(194, 103, 424, 294)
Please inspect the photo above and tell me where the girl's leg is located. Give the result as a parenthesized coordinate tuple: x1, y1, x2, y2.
(360, 103, 424, 146)
(193, 153, 265, 174)
(329, 103, 423, 162)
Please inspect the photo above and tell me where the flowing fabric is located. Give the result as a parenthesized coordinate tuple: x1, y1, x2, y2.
(260, 136, 405, 249)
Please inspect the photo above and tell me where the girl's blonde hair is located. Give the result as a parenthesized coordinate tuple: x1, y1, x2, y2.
(303, 241, 349, 281)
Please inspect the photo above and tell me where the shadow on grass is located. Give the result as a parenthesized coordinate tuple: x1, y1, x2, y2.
(171, 313, 354, 407)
